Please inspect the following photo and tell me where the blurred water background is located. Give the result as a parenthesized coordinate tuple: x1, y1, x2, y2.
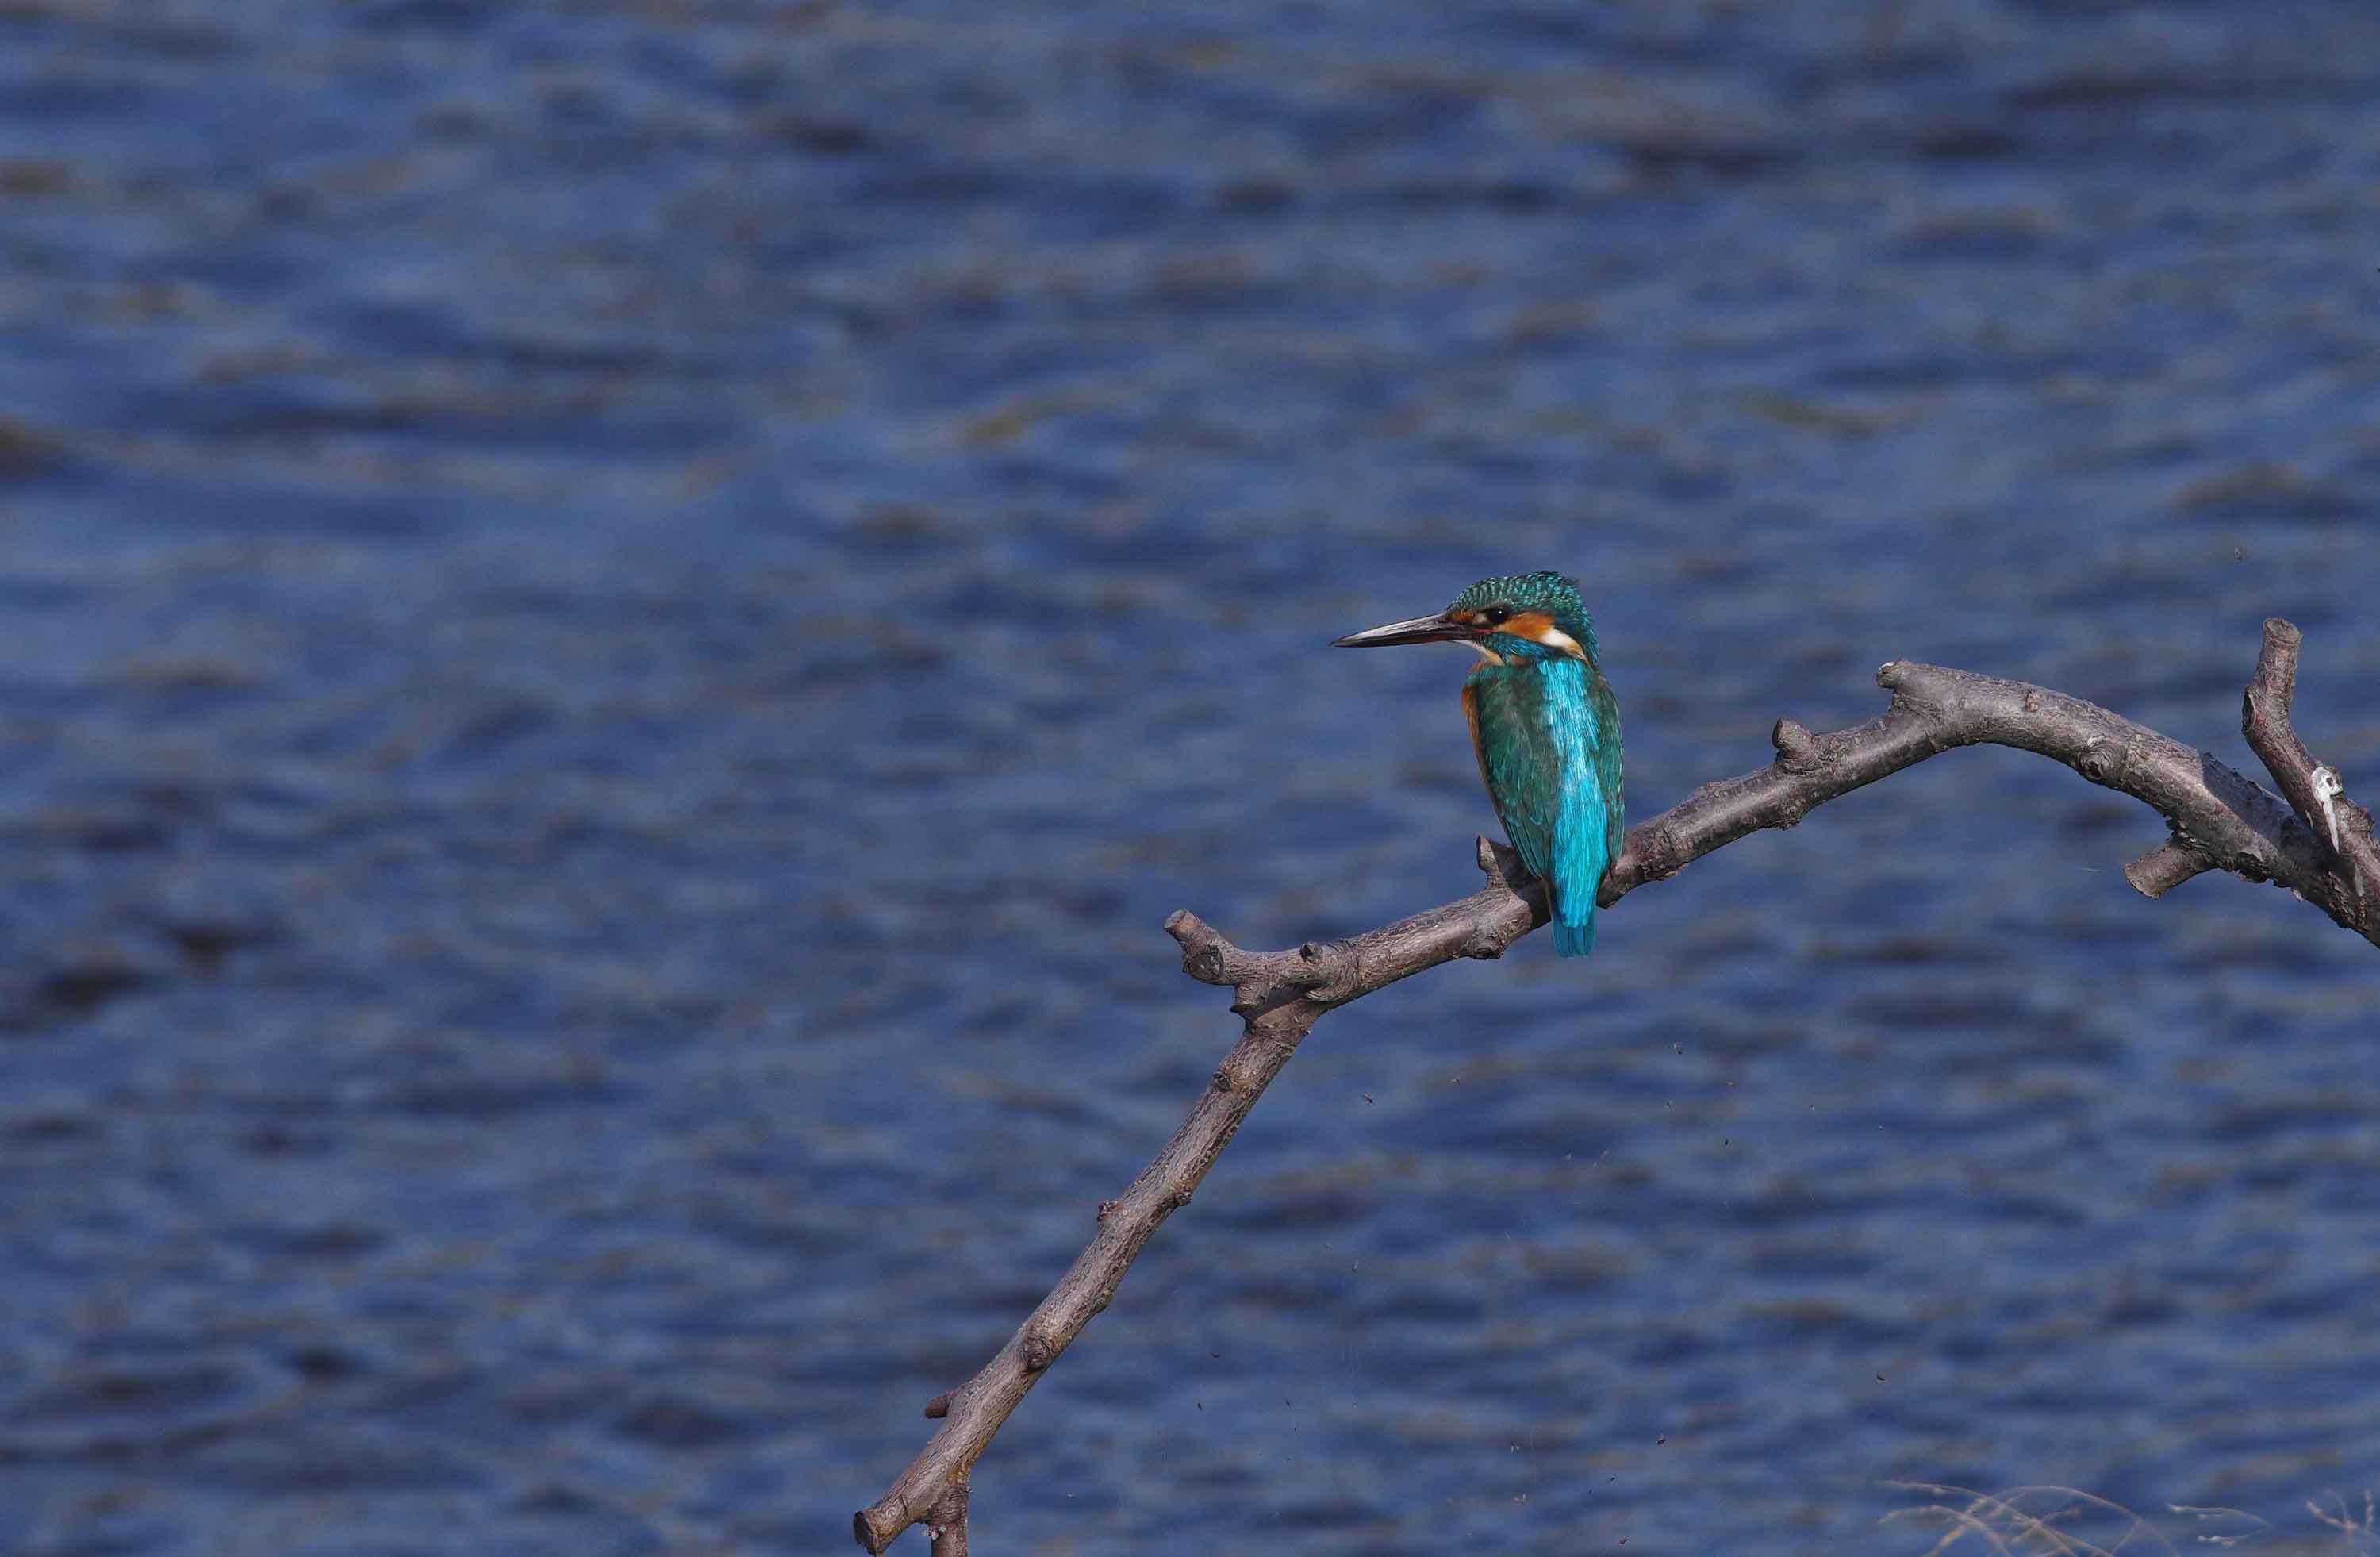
(2, 1, 2378, 1552)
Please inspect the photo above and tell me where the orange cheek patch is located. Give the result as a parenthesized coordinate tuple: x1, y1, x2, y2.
(1502, 610, 1587, 659)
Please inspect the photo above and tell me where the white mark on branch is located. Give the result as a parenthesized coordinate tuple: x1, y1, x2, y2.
(2313, 764, 2345, 852)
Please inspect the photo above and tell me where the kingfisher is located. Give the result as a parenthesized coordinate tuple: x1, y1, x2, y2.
(1332, 571, 1622, 957)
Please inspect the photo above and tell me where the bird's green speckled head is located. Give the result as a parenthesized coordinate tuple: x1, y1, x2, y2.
(1446, 571, 1595, 658)
(1330, 569, 1599, 663)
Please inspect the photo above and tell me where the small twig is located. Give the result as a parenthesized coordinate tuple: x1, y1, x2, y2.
(2242, 617, 2379, 917)
(2122, 836, 2210, 898)
(855, 623, 2374, 1551)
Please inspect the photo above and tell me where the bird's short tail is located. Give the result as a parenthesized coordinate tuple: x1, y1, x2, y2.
(1552, 909, 1596, 959)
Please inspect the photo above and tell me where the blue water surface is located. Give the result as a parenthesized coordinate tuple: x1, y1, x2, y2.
(2, 2, 2378, 1552)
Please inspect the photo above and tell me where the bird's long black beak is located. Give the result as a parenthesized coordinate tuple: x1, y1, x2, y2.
(1330, 613, 1475, 648)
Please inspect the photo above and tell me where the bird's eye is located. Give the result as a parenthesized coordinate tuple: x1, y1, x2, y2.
(1484, 606, 1511, 625)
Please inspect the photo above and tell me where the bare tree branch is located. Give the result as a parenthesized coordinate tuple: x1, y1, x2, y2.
(1604, 654, 2372, 949)
(853, 623, 2374, 1553)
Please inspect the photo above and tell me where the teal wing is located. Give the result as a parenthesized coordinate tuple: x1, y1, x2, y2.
(1589, 668, 1624, 872)
(1466, 665, 1562, 885)
(1468, 660, 1620, 958)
